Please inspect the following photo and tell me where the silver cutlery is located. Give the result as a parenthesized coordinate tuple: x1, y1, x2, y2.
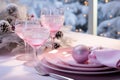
(35, 66, 74, 80)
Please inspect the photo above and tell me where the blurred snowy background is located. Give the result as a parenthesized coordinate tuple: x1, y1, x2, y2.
(1, 0, 120, 39)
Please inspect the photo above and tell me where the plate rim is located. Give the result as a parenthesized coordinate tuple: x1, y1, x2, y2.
(41, 58, 120, 75)
(44, 54, 112, 71)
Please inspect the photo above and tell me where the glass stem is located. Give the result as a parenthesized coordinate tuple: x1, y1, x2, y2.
(24, 41, 27, 53)
(24, 41, 31, 59)
(33, 46, 42, 67)
(33, 47, 39, 62)
(51, 36, 55, 49)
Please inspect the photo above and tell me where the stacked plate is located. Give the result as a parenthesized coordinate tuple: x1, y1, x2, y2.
(40, 48, 120, 75)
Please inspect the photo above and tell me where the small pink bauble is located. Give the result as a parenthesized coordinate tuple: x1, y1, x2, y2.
(72, 45, 90, 63)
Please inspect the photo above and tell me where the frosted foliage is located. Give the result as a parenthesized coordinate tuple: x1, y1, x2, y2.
(65, 2, 81, 13)
(54, 1, 63, 8)
(101, 1, 120, 19)
(18, 0, 88, 32)
(64, 11, 77, 27)
(98, 1, 120, 39)
(2, 0, 120, 39)
(81, 5, 89, 15)
(0, 20, 12, 34)
(0, 2, 25, 52)
(98, 17, 120, 39)
(0, 2, 27, 25)
(77, 14, 87, 26)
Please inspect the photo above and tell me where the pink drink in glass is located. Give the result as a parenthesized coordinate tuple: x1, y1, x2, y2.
(41, 15, 64, 37)
(23, 26, 50, 49)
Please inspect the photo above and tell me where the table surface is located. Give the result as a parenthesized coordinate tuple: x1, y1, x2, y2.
(0, 55, 57, 80)
(1, 27, 120, 80)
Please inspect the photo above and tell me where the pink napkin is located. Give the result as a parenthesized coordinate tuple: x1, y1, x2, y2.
(88, 48, 120, 68)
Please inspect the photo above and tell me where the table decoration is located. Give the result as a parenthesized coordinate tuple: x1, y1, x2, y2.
(89, 48, 120, 68)
(0, 3, 27, 54)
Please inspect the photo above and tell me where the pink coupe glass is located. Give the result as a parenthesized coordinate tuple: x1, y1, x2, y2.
(41, 7, 64, 49)
(15, 20, 50, 67)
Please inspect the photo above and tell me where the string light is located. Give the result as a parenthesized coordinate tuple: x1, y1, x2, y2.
(100, 33, 104, 36)
(105, 0, 109, 3)
(83, 14, 87, 17)
(100, 33, 108, 37)
(109, 15, 112, 18)
(84, 1, 88, 6)
(64, 0, 69, 3)
(66, 7, 70, 10)
(107, 23, 111, 26)
(79, 29, 83, 32)
(117, 32, 120, 35)
(76, 29, 79, 32)
(75, 29, 83, 32)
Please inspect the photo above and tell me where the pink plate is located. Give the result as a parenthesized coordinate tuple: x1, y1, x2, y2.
(44, 52, 112, 72)
(41, 58, 120, 75)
